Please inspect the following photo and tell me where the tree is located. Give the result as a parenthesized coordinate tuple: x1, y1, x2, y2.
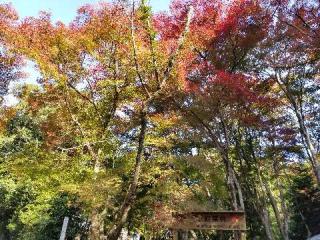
(0, 3, 24, 102)
(0, 0, 320, 239)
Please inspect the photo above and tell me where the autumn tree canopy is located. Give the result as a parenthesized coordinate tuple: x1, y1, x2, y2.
(0, 0, 319, 240)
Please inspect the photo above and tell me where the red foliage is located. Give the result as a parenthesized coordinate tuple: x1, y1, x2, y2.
(154, 0, 277, 127)
(155, 0, 220, 46)
(208, 71, 258, 103)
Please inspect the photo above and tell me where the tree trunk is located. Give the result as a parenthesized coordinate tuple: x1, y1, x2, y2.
(255, 177, 275, 240)
(262, 178, 289, 240)
(276, 78, 320, 185)
(178, 230, 188, 240)
(89, 209, 103, 240)
(295, 108, 320, 185)
(118, 228, 129, 240)
(275, 173, 290, 240)
(106, 111, 147, 240)
(0, 233, 6, 240)
(222, 153, 245, 240)
(190, 230, 198, 240)
(220, 151, 245, 211)
(259, 207, 275, 240)
(246, 135, 274, 240)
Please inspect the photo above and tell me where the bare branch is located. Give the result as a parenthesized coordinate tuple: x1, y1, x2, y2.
(129, 1, 151, 98)
(160, 6, 194, 89)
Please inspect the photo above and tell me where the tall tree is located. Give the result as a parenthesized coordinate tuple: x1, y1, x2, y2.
(0, 4, 23, 102)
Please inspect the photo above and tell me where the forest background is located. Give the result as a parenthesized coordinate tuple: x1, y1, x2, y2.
(0, 0, 319, 239)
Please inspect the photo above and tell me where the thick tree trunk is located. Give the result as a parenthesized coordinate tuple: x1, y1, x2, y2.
(106, 111, 147, 240)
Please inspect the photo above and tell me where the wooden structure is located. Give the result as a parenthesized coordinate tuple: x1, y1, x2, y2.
(169, 211, 246, 239)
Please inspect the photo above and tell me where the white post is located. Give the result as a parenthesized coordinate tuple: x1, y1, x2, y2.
(59, 216, 69, 240)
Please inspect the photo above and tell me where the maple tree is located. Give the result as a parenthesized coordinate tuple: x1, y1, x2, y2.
(0, 0, 320, 240)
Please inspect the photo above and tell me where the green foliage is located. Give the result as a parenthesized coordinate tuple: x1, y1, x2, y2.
(0, 0, 320, 239)
(289, 168, 320, 239)
(1, 112, 43, 154)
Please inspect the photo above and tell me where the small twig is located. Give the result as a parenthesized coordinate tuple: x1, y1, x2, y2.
(57, 140, 111, 152)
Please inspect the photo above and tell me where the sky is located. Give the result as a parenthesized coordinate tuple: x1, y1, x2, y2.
(1, 0, 171, 105)
(3, 0, 171, 23)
